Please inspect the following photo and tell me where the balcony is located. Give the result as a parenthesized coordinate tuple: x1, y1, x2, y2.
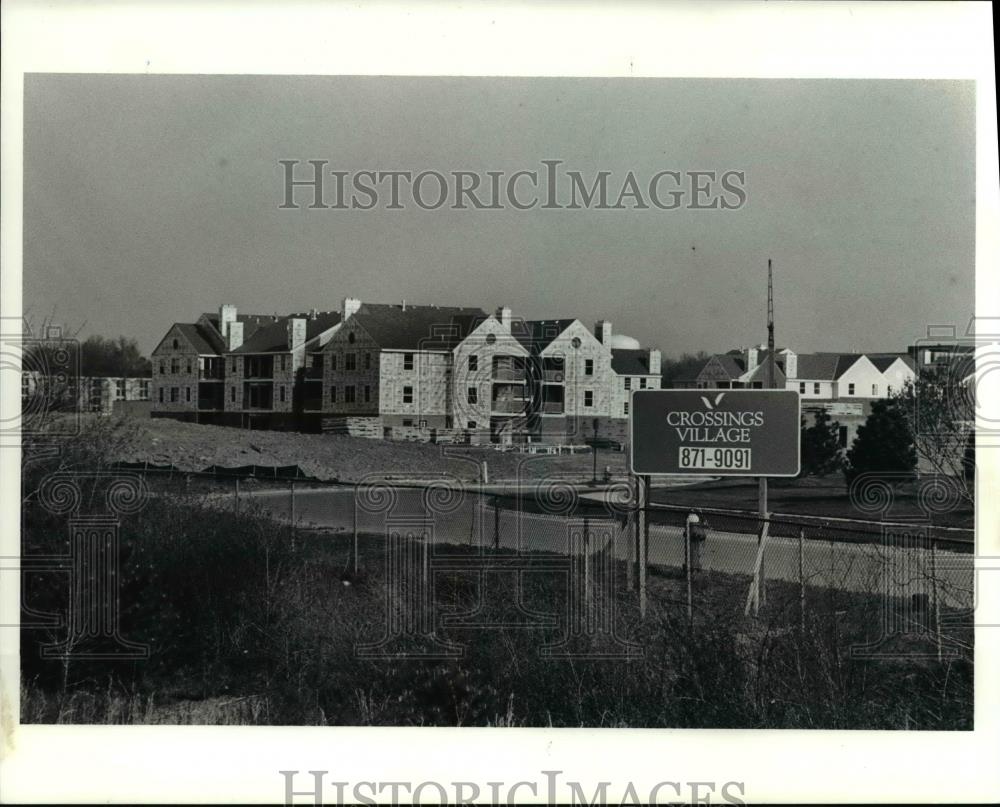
(542, 369, 565, 383)
(541, 401, 565, 415)
(199, 368, 224, 381)
(305, 364, 324, 380)
(493, 368, 526, 382)
(491, 399, 528, 415)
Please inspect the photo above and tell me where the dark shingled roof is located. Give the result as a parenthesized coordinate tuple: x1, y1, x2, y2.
(350, 303, 487, 351)
(514, 319, 578, 353)
(232, 311, 342, 354)
(172, 323, 225, 355)
(612, 348, 656, 376)
(868, 353, 914, 372)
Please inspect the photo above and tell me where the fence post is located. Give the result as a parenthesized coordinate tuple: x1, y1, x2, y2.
(638, 476, 648, 618)
(353, 489, 359, 576)
(930, 536, 942, 661)
(798, 527, 806, 635)
(290, 479, 296, 551)
(684, 515, 694, 625)
(493, 495, 500, 550)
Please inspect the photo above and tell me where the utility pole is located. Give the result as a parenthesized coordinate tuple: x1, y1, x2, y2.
(755, 259, 776, 612)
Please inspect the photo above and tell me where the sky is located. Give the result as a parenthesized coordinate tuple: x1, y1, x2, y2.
(23, 75, 975, 357)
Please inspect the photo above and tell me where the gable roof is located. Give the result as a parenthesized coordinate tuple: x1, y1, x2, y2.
(514, 319, 579, 353)
(231, 311, 342, 354)
(867, 353, 915, 372)
(348, 303, 487, 351)
(611, 348, 656, 376)
(155, 322, 226, 355)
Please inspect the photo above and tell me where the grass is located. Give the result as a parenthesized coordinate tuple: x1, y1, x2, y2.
(21, 489, 973, 728)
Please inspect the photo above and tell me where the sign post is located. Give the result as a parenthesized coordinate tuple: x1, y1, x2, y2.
(630, 389, 800, 618)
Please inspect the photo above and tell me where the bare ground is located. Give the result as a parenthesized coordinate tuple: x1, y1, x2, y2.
(111, 416, 628, 483)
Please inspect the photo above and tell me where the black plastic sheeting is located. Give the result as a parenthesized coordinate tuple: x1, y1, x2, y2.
(112, 461, 317, 481)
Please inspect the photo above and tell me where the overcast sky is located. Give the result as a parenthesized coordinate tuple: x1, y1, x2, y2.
(24, 75, 974, 357)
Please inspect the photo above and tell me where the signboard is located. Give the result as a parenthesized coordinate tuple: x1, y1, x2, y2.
(630, 389, 800, 476)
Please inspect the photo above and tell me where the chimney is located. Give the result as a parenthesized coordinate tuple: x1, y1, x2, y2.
(227, 321, 244, 351)
(745, 345, 759, 371)
(649, 349, 661, 375)
(219, 304, 237, 338)
(784, 350, 797, 380)
(342, 297, 362, 320)
(595, 320, 612, 347)
(287, 317, 307, 350)
(496, 306, 512, 330)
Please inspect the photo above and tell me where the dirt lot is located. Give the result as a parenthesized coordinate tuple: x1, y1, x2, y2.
(112, 417, 628, 483)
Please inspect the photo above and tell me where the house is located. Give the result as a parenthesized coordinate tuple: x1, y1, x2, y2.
(22, 371, 151, 416)
(868, 353, 917, 397)
(451, 306, 533, 444)
(672, 345, 789, 390)
(513, 317, 614, 444)
(602, 324, 662, 421)
(151, 304, 342, 428)
(320, 299, 486, 439)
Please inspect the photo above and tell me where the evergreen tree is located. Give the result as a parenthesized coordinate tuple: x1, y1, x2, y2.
(844, 398, 917, 487)
(800, 410, 844, 477)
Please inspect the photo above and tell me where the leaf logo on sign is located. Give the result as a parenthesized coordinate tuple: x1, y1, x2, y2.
(700, 392, 726, 410)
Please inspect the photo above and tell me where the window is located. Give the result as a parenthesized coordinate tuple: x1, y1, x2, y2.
(848, 383, 855, 395)
(279, 385, 285, 403)
(402, 418, 413, 427)
(585, 359, 593, 376)
(230, 387, 236, 403)
(345, 386, 356, 403)
(813, 382, 820, 395)
(330, 354, 337, 371)
(185, 387, 191, 402)
(364, 385, 371, 402)
(403, 386, 413, 404)
(159, 360, 165, 375)
(364, 352, 371, 369)
(469, 355, 478, 372)
(623, 402, 629, 416)
(485, 333, 496, 345)
(172, 338, 179, 349)
(346, 353, 357, 371)
(839, 426, 849, 448)
(467, 421, 477, 429)
(403, 353, 414, 370)
(139, 380, 150, 398)
(640, 378, 647, 389)
(330, 386, 337, 403)
(571, 337, 582, 349)
(115, 379, 125, 399)
(231, 358, 237, 374)
(186, 360, 192, 374)
(159, 388, 164, 403)
(467, 386, 478, 404)
(281, 355, 288, 372)
(348, 331, 356, 344)
(624, 378, 632, 390)
(171, 358, 179, 373)
(170, 387, 179, 403)
(799, 382, 806, 394)
(584, 390, 593, 407)
(887, 385, 893, 395)
(872, 384, 878, 396)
